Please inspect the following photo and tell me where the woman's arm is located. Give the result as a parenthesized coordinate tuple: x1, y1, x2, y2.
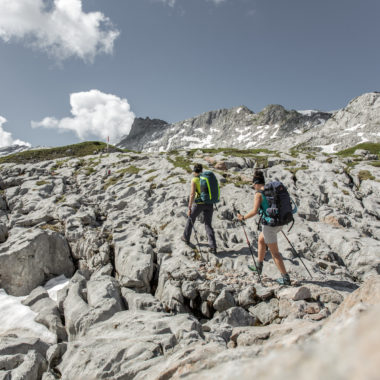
(237, 192, 262, 221)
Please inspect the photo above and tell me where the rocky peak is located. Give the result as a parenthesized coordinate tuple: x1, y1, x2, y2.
(117, 117, 168, 151)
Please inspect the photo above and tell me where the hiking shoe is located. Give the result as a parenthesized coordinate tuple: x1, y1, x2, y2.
(181, 236, 190, 245)
(248, 261, 263, 275)
(209, 247, 217, 254)
(276, 274, 291, 286)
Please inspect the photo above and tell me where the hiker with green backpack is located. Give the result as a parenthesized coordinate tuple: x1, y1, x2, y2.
(182, 163, 220, 254)
(237, 170, 292, 285)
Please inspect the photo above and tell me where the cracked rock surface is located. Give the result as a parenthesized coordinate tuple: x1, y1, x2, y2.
(0, 148, 379, 379)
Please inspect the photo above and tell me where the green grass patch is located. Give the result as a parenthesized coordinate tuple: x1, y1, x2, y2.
(369, 161, 380, 167)
(336, 143, 380, 158)
(160, 222, 170, 231)
(84, 167, 96, 176)
(285, 166, 308, 175)
(36, 180, 49, 186)
(358, 170, 375, 182)
(192, 147, 273, 157)
(289, 143, 321, 157)
(55, 195, 66, 204)
(103, 177, 121, 190)
(0, 141, 122, 165)
(40, 222, 63, 233)
(167, 155, 193, 173)
(103, 166, 140, 189)
(51, 159, 68, 171)
(343, 161, 359, 174)
(117, 165, 141, 175)
(147, 175, 158, 182)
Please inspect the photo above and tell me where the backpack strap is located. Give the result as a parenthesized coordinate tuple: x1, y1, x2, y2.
(257, 190, 268, 217)
(257, 213, 263, 229)
(286, 198, 297, 232)
(291, 197, 298, 214)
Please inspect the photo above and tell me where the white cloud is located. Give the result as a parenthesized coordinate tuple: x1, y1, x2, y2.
(32, 90, 135, 144)
(0, 0, 119, 62)
(0, 116, 31, 148)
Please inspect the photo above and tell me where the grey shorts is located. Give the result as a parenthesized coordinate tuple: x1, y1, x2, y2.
(262, 225, 283, 244)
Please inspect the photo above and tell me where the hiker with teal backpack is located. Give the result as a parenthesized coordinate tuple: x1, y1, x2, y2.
(182, 164, 220, 254)
(237, 170, 294, 285)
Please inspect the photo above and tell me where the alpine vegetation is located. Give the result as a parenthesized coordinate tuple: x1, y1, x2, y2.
(0, 95, 379, 379)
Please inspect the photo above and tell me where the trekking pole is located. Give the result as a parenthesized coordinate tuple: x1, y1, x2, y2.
(188, 217, 202, 254)
(235, 210, 263, 285)
(281, 231, 313, 279)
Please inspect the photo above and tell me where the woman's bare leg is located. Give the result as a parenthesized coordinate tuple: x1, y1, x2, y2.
(258, 232, 266, 262)
(267, 242, 287, 275)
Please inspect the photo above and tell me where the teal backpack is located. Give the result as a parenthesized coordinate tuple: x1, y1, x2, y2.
(198, 171, 220, 204)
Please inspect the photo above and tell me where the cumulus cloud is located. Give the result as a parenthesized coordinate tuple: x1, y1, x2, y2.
(32, 90, 135, 144)
(0, 0, 119, 62)
(0, 116, 31, 148)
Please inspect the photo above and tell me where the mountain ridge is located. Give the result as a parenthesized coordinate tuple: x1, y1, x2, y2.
(117, 92, 380, 153)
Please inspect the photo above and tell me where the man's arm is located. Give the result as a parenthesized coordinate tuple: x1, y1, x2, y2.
(188, 180, 196, 216)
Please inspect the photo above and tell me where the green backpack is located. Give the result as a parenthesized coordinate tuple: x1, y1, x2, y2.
(198, 171, 220, 204)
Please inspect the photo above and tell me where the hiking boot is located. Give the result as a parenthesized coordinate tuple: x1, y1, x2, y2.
(248, 261, 263, 275)
(276, 273, 291, 286)
(209, 247, 217, 254)
(181, 236, 190, 245)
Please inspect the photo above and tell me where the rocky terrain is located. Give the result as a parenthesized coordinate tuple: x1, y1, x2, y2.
(118, 92, 380, 153)
(0, 142, 379, 379)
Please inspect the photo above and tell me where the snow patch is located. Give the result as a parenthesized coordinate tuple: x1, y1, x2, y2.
(44, 275, 69, 302)
(236, 107, 243, 114)
(237, 132, 252, 142)
(184, 135, 214, 149)
(317, 143, 339, 153)
(246, 141, 258, 148)
(297, 110, 319, 116)
(0, 289, 56, 344)
(345, 124, 366, 132)
(293, 129, 302, 134)
(194, 128, 205, 134)
(182, 136, 201, 142)
(210, 128, 219, 133)
(270, 125, 280, 139)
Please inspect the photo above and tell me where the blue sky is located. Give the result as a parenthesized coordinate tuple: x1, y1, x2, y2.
(0, 0, 379, 147)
